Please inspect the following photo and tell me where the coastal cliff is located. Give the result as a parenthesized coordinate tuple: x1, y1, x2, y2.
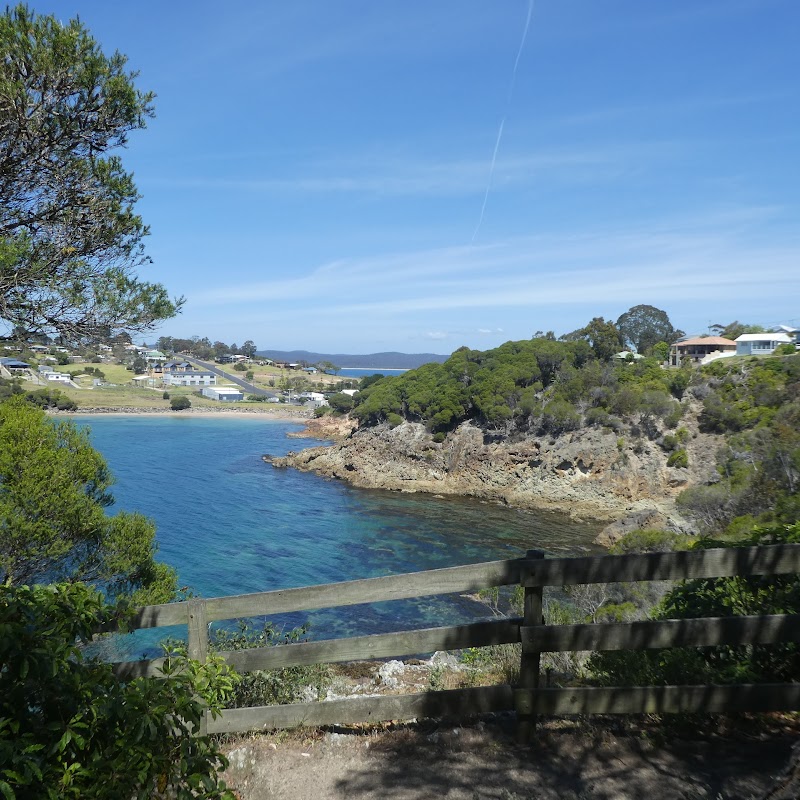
(268, 409, 720, 543)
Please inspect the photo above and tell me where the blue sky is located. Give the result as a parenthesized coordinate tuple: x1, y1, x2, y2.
(46, 0, 800, 353)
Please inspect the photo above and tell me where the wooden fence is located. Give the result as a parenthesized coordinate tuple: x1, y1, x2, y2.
(110, 544, 800, 739)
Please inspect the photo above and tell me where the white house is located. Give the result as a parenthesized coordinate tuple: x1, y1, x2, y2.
(735, 333, 793, 356)
(340, 388, 359, 397)
(201, 386, 244, 402)
(299, 391, 328, 408)
(45, 372, 72, 383)
(162, 370, 217, 387)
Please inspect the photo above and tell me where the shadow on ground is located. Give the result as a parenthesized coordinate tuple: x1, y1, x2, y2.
(223, 715, 798, 800)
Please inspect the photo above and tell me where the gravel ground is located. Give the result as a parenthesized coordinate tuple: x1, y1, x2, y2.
(220, 715, 799, 800)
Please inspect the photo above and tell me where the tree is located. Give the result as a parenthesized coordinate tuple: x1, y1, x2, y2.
(241, 340, 257, 358)
(0, 397, 176, 604)
(616, 305, 683, 354)
(561, 317, 623, 361)
(131, 356, 147, 373)
(0, 582, 236, 799)
(0, 6, 182, 343)
(709, 321, 765, 340)
(170, 395, 191, 411)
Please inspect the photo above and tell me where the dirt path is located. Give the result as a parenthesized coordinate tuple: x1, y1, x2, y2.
(221, 717, 797, 800)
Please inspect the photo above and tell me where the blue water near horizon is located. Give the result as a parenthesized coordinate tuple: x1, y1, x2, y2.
(75, 415, 603, 661)
(337, 368, 408, 379)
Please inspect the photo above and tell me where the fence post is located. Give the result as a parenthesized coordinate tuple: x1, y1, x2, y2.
(517, 549, 544, 743)
(187, 598, 209, 736)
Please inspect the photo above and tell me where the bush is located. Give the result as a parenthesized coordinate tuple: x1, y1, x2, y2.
(589, 522, 800, 687)
(170, 395, 191, 411)
(0, 583, 237, 799)
(666, 448, 688, 468)
(233, 362, 247, 372)
(386, 412, 404, 427)
(208, 621, 330, 708)
(162, 391, 170, 399)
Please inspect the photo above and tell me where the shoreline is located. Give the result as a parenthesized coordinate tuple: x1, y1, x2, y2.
(50, 406, 314, 421)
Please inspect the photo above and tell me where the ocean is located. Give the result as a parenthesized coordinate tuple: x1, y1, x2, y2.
(337, 368, 408, 379)
(75, 415, 602, 659)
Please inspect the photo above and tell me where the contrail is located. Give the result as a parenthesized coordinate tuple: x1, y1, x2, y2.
(471, 117, 505, 244)
(471, 0, 534, 244)
(509, 0, 534, 101)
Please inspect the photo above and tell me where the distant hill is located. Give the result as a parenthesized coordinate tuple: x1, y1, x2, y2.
(255, 350, 449, 369)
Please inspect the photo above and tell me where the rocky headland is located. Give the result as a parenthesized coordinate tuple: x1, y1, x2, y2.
(268, 403, 721, 546)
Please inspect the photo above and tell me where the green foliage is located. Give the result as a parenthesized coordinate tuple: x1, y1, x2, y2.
(327, 392, 354, 413)
(162, 390, 170, 399)
(560, 316, 623, 361)
(588, 522, 800, 688)
(208, 621, 331, 707)
(170, 395, 191, 411)
(0, 5, 181, 342)
(233, 362, 247, 372)
(0, 582, 236, 799)
(776, 343, 797, 356)
(616, 304, 683, 355)
(22, 386, 77, 410)
(666, 448, 688, 468)
(0, 397, 175, 603)
(609, 529, 691, 554)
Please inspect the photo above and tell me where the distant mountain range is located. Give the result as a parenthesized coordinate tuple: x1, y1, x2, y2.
(255, 350, 449, 369)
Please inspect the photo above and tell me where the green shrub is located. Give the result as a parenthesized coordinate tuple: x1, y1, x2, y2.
(584, 406, 610, 427)
(233, 362, 247, 372)
(386, 412, 404, 427)
(162, 391, 170, 399)
(609, 529, 689, 554)
(208, 621, 330, 708)
(667, 448, 688, 468)
(0, 583, 237, 799)
(660, 433, 678, 452)
(432, 431, 446, 443)
(589, 522, 800, 687)
(170, 395, 191, 411)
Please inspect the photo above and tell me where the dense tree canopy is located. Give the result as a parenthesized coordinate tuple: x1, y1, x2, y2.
(616, 304, 683, 354)
(0, 397, 176, 604)
(0, 582, 236, 799)
(0, 5, 181, 342)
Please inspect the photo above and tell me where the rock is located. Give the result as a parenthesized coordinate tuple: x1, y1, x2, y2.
(271, 405, 722, 537)
(594, 508, 671, 548)
(377, 660, 406, 688)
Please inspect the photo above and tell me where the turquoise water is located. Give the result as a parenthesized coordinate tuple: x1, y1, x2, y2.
(76, 415, 602, 659)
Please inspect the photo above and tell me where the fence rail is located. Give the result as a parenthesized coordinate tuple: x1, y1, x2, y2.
(110, 543, 800, 739)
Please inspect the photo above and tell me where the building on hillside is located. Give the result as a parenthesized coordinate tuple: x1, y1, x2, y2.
(340, 388, 359, 396)
(201, 386, 244, 402)
(776, 324, 800, 348)
(669, 336, 737, 366)
(162, 371, 217, 387)
(45, 372, 72, 383)
(613, 350, 644, 362)
(299, 391, 328, 408)
(735, 333, 793, 356)
(0, 357, 30, 373)
(163, 361, 193, 372)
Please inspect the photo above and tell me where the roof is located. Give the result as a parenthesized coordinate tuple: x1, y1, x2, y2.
(735, 333, 793, 342)
(0, 357, 30, 368)
(673, 336, 736, 347)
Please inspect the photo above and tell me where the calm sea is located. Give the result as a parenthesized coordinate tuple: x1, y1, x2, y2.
(75, 415, 602, 659)
(337, 368, 408, 379)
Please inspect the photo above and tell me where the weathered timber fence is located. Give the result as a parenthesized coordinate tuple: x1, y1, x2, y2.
(110, 544, 800, 739)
